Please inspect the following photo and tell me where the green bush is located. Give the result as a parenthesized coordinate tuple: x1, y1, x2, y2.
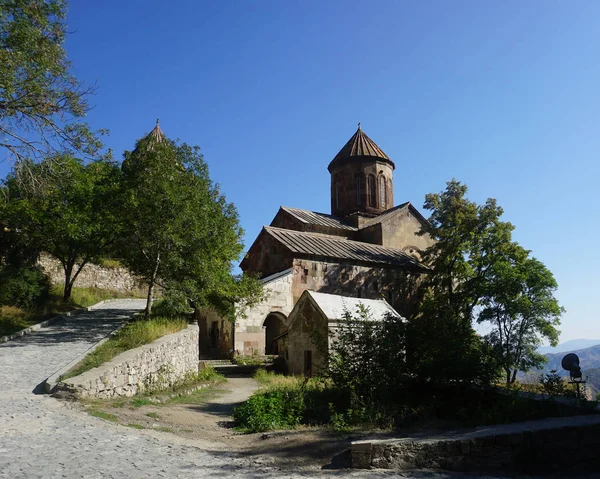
(233, 387, 305, 432)
(151, 292, 191, 318)
(0, 265, 50, 309)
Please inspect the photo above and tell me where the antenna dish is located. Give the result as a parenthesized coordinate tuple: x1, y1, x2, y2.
(561, 353, 582, 380)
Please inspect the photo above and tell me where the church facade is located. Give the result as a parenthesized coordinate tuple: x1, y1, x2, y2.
(234, 125, 434, 356)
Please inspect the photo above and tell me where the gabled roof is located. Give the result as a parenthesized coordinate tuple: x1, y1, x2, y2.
(305, 291, 401, 322)
(360, 202, 430, 229)
(279, 206, 357, 232)
(328, 125, 394, 171)
(262, 226, 428, 271)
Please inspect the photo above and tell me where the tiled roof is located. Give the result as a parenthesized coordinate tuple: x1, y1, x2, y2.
(263, 226, 428, 271)
(329, 125, 394, 170)
(280, 206, 357, 231)
(360, 202, 430, 229)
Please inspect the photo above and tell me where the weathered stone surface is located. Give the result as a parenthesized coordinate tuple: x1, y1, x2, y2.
(351, 415, 600, 474)
(38, 253, 145, 293)
(59, 324, 199, 398)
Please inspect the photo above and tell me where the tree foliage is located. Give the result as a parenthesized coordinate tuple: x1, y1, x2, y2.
(119, 130, 262, 319)
(414, 179, 563, 385)
(0, 0, 105, 171)
(1, 154, 122, 300)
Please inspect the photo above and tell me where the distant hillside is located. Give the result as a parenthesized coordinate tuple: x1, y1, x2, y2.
(519, 345, 600, 393)
(543, 344, 600, 374)
(538, 339, 600, 354)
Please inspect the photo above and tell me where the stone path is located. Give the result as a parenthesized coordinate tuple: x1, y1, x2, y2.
(0, 300, 503, 478)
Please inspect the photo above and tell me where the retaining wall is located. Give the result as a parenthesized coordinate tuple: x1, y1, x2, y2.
(352, 414, 600, 474)
(38, 254, 145, 293)
(55, 324, 199, 398)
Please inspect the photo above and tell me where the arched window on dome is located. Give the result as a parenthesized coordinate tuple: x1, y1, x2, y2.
(379, 176, 386, 208)
(356, 177, 361, 206)
(368, 175, 376, 207)
(335, 182, 339, 210)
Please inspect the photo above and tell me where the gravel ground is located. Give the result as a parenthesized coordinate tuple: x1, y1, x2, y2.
(0, 300, 504, 478)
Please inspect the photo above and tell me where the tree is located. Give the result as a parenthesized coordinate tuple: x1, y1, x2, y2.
(411, 180, 513, 384)
(120, 126, 262, 319)
(479, 245, 563, 384)
(1, 154, 122, 300)
(0, 0, 105, 171)
(413, 180, 562, 385)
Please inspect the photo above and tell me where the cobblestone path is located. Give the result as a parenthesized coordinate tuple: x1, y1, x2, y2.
(0, 301, 500, 478)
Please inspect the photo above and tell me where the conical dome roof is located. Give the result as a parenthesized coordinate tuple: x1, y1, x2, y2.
(148, 119, 165, 143)
(328, 124, 394, 171)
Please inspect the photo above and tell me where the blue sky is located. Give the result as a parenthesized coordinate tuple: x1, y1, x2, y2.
(2, 1, 599, 342)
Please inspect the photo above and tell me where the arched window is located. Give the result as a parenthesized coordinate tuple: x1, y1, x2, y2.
(335, 183, 339, 210)
(356, 177, 361, 205)
(379, 176, 386, 208)
(368, 175, 376, 207)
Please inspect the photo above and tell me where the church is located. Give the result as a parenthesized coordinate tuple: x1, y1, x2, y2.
(233, 125, 435, 356)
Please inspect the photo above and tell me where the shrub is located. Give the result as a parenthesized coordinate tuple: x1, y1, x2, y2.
(0, 306, 30, 336)
(233, 387, 305, 432)
(151, 291, 191, 318)
(0, 265, 50, 309)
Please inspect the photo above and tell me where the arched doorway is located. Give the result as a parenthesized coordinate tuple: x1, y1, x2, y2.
(263, 313, 286, 355)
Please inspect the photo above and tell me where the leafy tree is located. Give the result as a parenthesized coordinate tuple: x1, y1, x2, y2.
(0, 0, 104, 170)
(120, 126, 262, 319)
(328, 305, 407, 410)
(414, 179, 562, 385)
(1, 155, 122, 300)
(479, 245, 563, 384)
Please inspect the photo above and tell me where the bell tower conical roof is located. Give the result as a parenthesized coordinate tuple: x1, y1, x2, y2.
(328, 124, 394, 172)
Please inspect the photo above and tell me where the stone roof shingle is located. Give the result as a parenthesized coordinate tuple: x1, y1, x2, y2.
(263, 226, 428, 271)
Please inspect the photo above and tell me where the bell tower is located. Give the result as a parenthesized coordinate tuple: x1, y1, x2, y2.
(328, 124, 395, 218)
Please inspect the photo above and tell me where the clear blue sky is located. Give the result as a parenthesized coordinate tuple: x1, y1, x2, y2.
(3, 1, 599, 342)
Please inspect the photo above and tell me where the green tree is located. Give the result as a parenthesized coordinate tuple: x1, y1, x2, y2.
(120, 126, 261, 319)
(0, 0, 104, 168)
(412, 179, 513, 384)
(1, 155, 122, 300)
(413, 180, 562, 385)
(479, 245, 563, 384)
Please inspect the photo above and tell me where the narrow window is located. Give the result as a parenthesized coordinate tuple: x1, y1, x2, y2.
(368, 175, 376, 206)
(304, 350, 313, 376)
(335, 183, 339, 210)
(356, 177, 361, 205)
(379, 176, 386, 208)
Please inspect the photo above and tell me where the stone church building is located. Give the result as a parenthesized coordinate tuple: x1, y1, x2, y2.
(233, 125, 434, 356)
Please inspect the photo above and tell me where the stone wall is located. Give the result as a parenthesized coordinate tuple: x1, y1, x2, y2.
(38, 254, 145, 293)
(352, 414, 600, 474)
(58, 324, 199, 398)
(234, 269, 294, 355)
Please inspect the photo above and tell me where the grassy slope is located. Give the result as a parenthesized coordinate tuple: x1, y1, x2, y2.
(60, 316, 189, 380)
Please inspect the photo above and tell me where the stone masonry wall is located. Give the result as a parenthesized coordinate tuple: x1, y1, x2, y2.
(59, 324, 199, 398)
(352, 415, 600, 474)
(38, 253, 145, 293)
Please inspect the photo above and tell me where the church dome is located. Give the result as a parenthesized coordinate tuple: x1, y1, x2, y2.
(328, 124, 395, 172)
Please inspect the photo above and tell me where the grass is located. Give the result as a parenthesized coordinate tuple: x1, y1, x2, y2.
(88, 410, 119, 422)
(146, 412, 160, 419)
(60, 316, 189, 380)
(254, 368, 302, 389)
(95, 258, 124, 269)
(0, 285, 146, 337)
(126, 423, 145, 429)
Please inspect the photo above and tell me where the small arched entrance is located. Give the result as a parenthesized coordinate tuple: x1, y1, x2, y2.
(263, 313, 286, 355)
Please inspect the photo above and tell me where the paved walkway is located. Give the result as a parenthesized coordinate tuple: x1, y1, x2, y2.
(0, 300, 501, 478)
